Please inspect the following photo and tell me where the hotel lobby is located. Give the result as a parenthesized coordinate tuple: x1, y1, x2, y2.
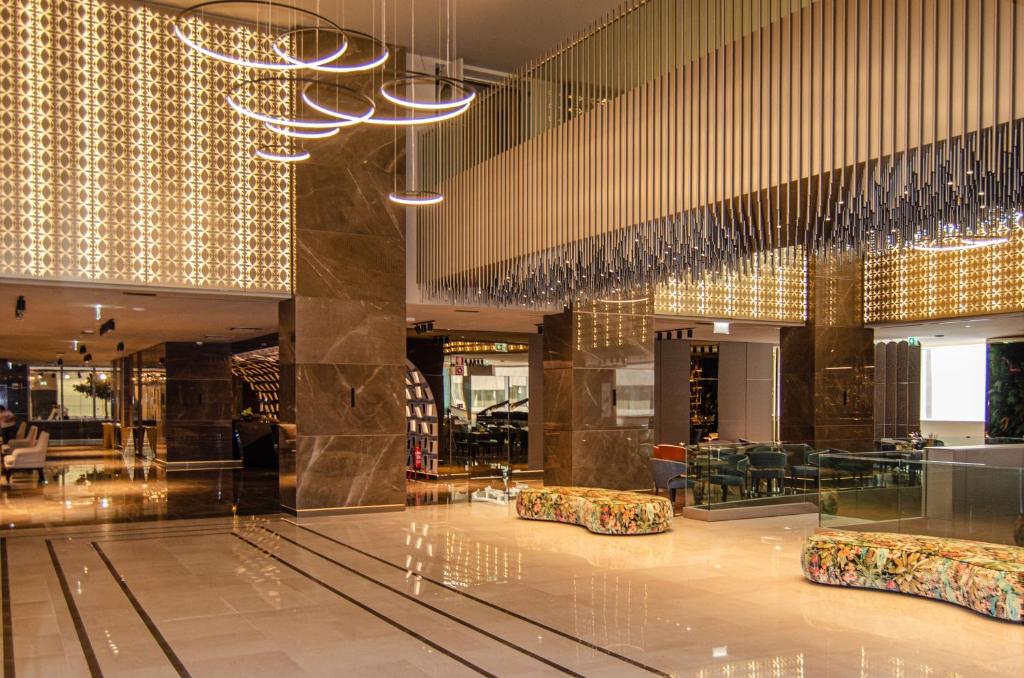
(0, 0, 1022, 675)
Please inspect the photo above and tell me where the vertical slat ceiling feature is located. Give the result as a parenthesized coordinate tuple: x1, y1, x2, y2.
(416, 0, 1024, 308)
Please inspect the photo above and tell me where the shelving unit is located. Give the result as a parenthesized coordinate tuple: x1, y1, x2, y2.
(406, 361, 438, 478)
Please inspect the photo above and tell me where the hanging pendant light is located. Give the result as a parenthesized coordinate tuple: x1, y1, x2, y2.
(271, 28, 390, 73)
(255, 148, 311, 162)
(173, 1, 349, 71)
(389, 190, 444, 206)
(380, 72, 475, 111)
(264, 122, 340, 139)
(228, 77, 375, 129)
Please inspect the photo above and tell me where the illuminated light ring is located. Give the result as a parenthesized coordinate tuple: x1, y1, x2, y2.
(389, 190, 444, 206)
(173, 1, 348, 71)
(265, 122, 340, 139)
(272, 27, 389, 73)
(910, 236, 1009, 252)
(380, 72, 476, 111)
(256, 148, 310, 162)
(303, 88, 470, 126)
(228, 77, 374, 129)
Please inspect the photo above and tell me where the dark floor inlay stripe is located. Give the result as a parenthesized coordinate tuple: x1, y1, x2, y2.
(1, 538, 14, 678)
(45, 541, 102, 678)
(231, 532, 496, 678)
(288, 522, 672, 677)
(91, 543, 191, 678)
(254, 526, 584, 677)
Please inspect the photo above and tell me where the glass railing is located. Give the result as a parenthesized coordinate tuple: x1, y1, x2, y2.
(818, 452, 1023, 546)
(681, 442, 822, 512)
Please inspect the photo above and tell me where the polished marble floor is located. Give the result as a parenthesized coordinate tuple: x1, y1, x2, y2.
(0, 504, 1018, 677)
(0, 449, 279, 530)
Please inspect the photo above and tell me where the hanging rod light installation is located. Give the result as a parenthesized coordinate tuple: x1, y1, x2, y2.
(415, 0, 1024, 308)
(271, 28, 390, 73)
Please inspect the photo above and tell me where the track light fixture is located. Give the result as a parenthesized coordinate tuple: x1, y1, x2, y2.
(78, 344, 87, 355)
(99, 318, 116, 336)
(83, 354, 92, 364)
(116, 342, 125, 353)
(14, 296, 25, 320)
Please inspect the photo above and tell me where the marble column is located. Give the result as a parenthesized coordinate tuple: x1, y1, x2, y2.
(780, 256, 875, 451)
(278, 70, 407, 516)
(543, 300, 655, 490)
(527, 334, 544, 470)
(162, 342, 234, 466)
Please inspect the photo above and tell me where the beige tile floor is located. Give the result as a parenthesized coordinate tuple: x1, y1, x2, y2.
(0, 503, 1018, 677)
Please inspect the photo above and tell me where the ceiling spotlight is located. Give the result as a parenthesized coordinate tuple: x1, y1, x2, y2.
(116, 341, 125, 353)
(687, 329, 693, 339)
(656, 332, 663, 341)
(15, 296, 25, 320)
(83, 354, 92, 364)
(99, 318, 116, 336)
(57, 358, 63, 367)
(79, 344, 87, 355)
(676, 330, 683, 340)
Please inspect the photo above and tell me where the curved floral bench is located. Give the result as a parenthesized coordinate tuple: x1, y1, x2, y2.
(515, 486, 672, 535)
(801, 529, 1024, 622)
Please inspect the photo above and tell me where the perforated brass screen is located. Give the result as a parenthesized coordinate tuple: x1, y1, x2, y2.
(0, 0, 292, 293)
(654, 249, 808, 323)
(864, 226, 1024, 323)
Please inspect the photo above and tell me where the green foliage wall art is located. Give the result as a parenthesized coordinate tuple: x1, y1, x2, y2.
(986, 342, 1024, 439)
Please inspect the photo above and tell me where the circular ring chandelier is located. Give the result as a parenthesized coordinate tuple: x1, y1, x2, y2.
(228, 77, 375, 129)
(256, 148, 311, 162)
(910, 235, 1009, 252)
(265, 122, 340, 139)
(389, 190, 444, 206)
(271, 28, 390, 73)
(303, 86, 470, 126)
(380, 72, 476, 111)
(173, 1, 348, 71)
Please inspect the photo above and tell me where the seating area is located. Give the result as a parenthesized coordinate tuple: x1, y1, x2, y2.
(801, 529, 1024, 623)
(515, 486, 673, 535)
(0, 419, 53, 484)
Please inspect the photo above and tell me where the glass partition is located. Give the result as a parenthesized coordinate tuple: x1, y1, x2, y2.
(819, 452, 1023, 546)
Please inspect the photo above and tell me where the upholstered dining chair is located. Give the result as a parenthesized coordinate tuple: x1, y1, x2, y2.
(650, 458, 692, 507)
(747, 450, 788, 496)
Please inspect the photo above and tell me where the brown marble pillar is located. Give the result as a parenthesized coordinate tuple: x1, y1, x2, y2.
(780, 256, 875, 451)
(278, 76, 407, 516)
(161, 342, 233, 467)
(543, 300, 655, 490)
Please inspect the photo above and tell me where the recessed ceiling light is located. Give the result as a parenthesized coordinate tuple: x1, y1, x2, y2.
(81, 329, 94, 335)
(405, 316, 416, 322)
(131, 307, 145, 312)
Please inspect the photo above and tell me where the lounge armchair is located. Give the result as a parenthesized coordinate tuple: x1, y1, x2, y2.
(3, 431, 49, 483)
(2, 425, 37, 456)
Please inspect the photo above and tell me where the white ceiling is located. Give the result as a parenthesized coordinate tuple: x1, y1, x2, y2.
(151, 0, 623, 73)
(871, 313, 1024, 348)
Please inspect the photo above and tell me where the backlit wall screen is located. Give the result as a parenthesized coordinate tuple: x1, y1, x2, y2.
(921, 344, 986, 422)
(0, 0, 292, 293)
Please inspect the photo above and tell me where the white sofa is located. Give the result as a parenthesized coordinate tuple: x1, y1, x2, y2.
(3, 431, 48, 483)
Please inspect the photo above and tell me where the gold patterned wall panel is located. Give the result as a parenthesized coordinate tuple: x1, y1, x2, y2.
(654, 249, 807, 323)
(864, 225, 1024, 323)
(0, 0, 292, 293)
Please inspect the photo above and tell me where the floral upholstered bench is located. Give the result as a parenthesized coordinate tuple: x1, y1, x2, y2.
(801, 529, 1024, 622)
(515, 486, 672, 535)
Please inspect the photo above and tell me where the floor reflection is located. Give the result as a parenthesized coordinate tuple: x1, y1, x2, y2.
(0, 446, 278, 529)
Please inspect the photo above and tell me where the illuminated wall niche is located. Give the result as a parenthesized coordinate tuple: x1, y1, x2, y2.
(864, 226, 1024, 323)
(654, 248, 807, 323)
(0, 0, 292, 293)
